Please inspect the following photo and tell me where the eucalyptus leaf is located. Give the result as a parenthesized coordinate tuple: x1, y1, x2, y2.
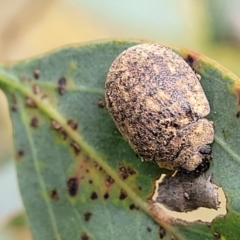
(0, 40, 240, 240)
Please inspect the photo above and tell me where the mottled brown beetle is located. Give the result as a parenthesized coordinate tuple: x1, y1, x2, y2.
(105, 44, 214, 173)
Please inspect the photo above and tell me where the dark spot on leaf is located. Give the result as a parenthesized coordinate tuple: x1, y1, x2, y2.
(129, 204, 135, 210)
(88, 179, 93, 184)
(119, 164, 136, 180)
(84, 212, 92, 221)
(213, 231, 220, 239)
(138, 186, 142, 191)
(86, 169, 89, 173)
(67, 119, 78, 130)
(159, 226, 166, 239)
(129, 203, 139, 210)
(103, 192, 109, 200)
(33, 69, 40, 79)
(93, 161, 102, 171)
(51, 120, 61, 130)
(236, 111, 240, 118)
(30, 117, 39, 128)
(185, 54, 195, 67)
(16, 149, 25, 159)
(98, 98, 106, 108)
(90, 191, 98, 200)
(58, 77, 67, 95)
(81, 232, 90, 240)
(50, 120, 68, 140)
(32, 84, 41, 95)
(25, 97, 37, 108)
(70, 140, 81, 155)
(119, 189, 127, 200)
(146, 227, 151, 232)
(50, 189, 59, 200)
(67, 178, 78, 196)
(105, 175, 115, 187)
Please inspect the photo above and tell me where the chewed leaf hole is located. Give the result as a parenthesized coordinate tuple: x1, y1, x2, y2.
(152, 174, 227, 222)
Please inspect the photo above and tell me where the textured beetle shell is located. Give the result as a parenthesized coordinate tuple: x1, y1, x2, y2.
(105, 44, 214, 172)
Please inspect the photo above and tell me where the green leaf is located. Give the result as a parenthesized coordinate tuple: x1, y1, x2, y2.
(0, 40, 240, 240)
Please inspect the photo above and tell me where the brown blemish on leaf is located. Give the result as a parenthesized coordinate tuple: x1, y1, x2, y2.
(58, 77, 67, 95)
(67, 119, 78, 130)
(30, 117, 39, 128)
(129, 203, 139, 210)
(51, 120, 61, 130)
(33, 69, 40, 79)
(213, 232, 220, 239)
(50, 119, 68, 140)
(93, 161, 102, 171)
(119, 189, 127, 200)
(103, 192, 109, 200)
(88, 179, 93, 184)
(32, 84, 41, 95)
(129, 204, 135, 210)
(81, 232, 90, 240)
(84, 212, 92, 221)
(118, 164, 136, 180)
(236, 111, 240, 118)
(25, 97, 37, 108)
(98, 98, 106, 108)
(90, 191, 98, 200)
(105, 175, 115, 187)
(185, 54, 195, 67)
(67, 177, 78, 196)
(50, 189, 59, 201)
(146, 227, 152, 232)
(159, 226, 166, 239)
(70, 140, 81, 155)
(16, 149, 25, 160)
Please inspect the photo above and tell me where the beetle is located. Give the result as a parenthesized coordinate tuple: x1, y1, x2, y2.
(105, 44, 214, 173)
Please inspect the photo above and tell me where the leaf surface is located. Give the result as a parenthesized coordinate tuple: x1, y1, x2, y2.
(0, 40, 240, 240)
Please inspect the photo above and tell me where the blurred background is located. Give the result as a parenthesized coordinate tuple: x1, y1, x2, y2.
(0, 0, 240, 239)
